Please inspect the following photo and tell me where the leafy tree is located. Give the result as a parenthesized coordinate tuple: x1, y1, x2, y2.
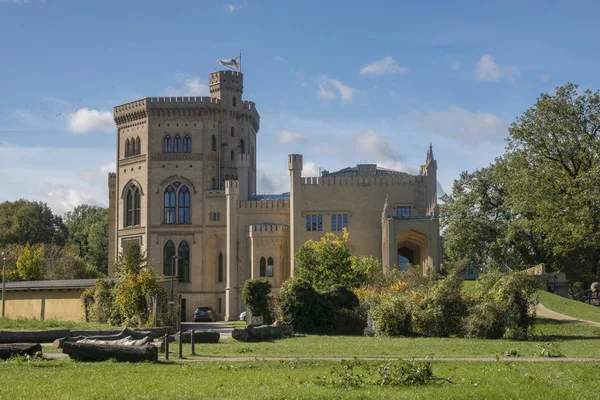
(114, 241, 165, 326)
(0, 200, 66, 246)
(242, 278, 273, 324)
(64, 205, 108, 274)
(295, 230, 369, 289)
(15, 243, 45, 281)
(43, 244, 103, 280)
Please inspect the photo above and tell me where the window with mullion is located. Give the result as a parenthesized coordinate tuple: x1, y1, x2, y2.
(164, 186, 176, 224)
(174, 135, 181, 153)
(178, 185, 191, 224)
(178, 240, 190, 282)
(133, 188, 141, 225)
(397, 207, 411, 217)
(183, 135, 191, 153)
(163, 240, 175, 276)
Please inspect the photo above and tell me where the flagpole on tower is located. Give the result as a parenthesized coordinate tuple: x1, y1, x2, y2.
(239, 50, 242, 72)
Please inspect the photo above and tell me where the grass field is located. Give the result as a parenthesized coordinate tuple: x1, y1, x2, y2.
(0, 318, 114, 331)
(538, 290, 600, 323)
(1, 357, 599, 399)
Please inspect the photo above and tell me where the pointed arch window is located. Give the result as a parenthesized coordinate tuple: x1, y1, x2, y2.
(218, 252, 223, 283)
(164, 185, 176, 224)
(211, 135, 216, 151)
(124, 185, 141, 227)
(216, 212, 220, 221)
(231, 150, 234, 161)
(232, 96, 237, 107)
(163, 135, 172, 153)
(163, 240, 175, 276)
(259, 257, 266, 277)
(240, 139, 245, 155)
(267, 257, 274, 277)
(211, 177, 216, 190)
(135, 137, 141, 155)
(183, 135, 191, 153)
(178, 185, 190, 224)
(125, 139, 130, 158)
(230, 127, 235, 137)
(178, 240, 190, 282)
(174, 135, 181, 153)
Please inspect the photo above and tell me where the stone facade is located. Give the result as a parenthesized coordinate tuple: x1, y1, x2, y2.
(108, 70, 441, 322)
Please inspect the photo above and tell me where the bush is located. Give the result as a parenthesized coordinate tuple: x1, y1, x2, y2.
(279, 278, 365, 334)
(368, 294, 412, 337)
(82, 279, 120, 325)
(242, 278, 273, 325)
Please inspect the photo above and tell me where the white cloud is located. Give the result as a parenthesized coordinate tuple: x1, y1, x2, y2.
(165, 74, 209, 97)
(301, 161, 321, 177)
(0, 0, 28, 4)
(41, 187, 104, 216)
(475, 54, 519, 84)
(317, 75, 356, 103)
(360, 56, 409, 76)
(413, 105, 507, 141)
(224, 3, 242, 13)
(67, 108, 115, 134)
(278, 130, 305, 145)
(354, 130, 414, 174)
(256, 168, 288, 194)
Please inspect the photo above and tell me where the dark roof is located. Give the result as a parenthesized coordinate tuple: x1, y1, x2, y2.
(3, 278, 117, 291)
(248, 192, 290, 201)
(322, 165, 410, 177)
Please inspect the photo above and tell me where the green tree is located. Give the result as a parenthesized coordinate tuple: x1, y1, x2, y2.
(15, 243, 45, 281)
(0, 200, 66, 246)
(114, 241, 165, 326)
(64, 205, 108, 274)
(242, 278, 273, 324)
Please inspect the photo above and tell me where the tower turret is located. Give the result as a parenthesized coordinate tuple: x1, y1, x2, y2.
(209, 71, 244, 108)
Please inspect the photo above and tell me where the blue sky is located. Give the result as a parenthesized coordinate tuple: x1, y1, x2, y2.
(1, 0, 599, 214)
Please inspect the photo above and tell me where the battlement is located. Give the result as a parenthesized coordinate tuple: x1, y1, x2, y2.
(243, 100, 256, 111)
(238, 200, 290, 209)
(108, 172, 116, 187)
(288, 154, 303, 171)
(247, 222, 290, 235)
(114, 99, 147, 114)
(301, 174, 426, 186)
(147, 96, 220, 106)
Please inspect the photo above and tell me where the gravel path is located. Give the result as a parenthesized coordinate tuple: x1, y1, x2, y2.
(536, 303, 600, 326)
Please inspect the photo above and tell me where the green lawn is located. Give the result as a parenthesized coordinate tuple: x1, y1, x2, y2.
(0, 318, 115, 331)
(1, 358, 599, 399)
(538, 290, 600, 323)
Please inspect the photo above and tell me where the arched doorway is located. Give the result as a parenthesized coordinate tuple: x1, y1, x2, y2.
(395, 229, 429, 273)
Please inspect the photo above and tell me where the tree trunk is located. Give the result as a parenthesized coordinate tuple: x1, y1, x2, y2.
(54, 328, 155, 348)
(0, 330, 70, 344)
(62, 342, 158, 362)
(176, 330, 220, 344)
(232, 323, 292, 342)
(0, 343, 42, 359)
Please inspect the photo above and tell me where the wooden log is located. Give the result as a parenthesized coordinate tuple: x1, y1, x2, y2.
(62, 342, 158, 362)
(0, 330, 70, 344)
(176, 330, 220, 344)
(76, 337, 150, 347)
(54, 329, 155, 348)
(232, 323, 292, 342)
(0, 343, 42, 359)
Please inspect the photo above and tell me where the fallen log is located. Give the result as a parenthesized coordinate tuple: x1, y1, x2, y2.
(54, 328, 155, 348)
(232, 323, 292, 342)
(0, 343, 42, 359)
(76, 337, 150, 347)
(0, 330, 70, 344)
(62, 342, 158, 362)
(176, 330, 220, 344)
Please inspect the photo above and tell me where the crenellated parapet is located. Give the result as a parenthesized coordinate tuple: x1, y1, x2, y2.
(301, 175, 426, 186)
(114, 99, 148, 125)
(239, 200, 290, 210)
(247, 222, 290, 236)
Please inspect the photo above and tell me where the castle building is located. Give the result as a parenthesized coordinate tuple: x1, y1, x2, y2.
(108, 70, 441, 321)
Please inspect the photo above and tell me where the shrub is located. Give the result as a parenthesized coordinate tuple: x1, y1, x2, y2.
(242, 278, 273, 325)
(279, 278, 319, 333)
(368, 294, 412, 337)
(82, 279, 120, 325)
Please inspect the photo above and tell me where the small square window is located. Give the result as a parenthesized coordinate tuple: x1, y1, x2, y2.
(397, 207, 411, 217)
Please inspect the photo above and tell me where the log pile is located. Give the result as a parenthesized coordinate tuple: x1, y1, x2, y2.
(62, 342, 158, 362)
(232, 323, 292, 342)
(0, 343, 42, 359)
(54, 328, 155, 349)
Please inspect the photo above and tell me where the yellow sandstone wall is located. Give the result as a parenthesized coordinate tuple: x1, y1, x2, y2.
(3, 290, 84, 321)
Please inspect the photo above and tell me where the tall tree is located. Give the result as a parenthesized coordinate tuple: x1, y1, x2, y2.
(0, 200, 66, 245)
(64, 205, 109, 274)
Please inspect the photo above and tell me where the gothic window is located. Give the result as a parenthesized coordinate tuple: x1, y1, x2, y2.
(163, 240, 175, 276)
(124, 185, 141, 227)
(218, 252, 223, 283)
(163, 135, 172, 153)
(216, 212, 220, 221)
(174, 135, 181, 153)
(240, 139, 245, 155)
(211, 177, 216, 190)
(164, 185, 176, 224)
(230, 150, 234, 161)
(232, 96, 237, 107)
(230, 127, 234, 137)
(125, 139, 130, 158)
(183, 135, 191, 153)
(267, 257, 274, 277)
(135, 137, 141, 155)
(178, 185, 190, 224)
(211, 135, 216, 151)
(178, 240, 190, 282)
(259, 257, 266, 277)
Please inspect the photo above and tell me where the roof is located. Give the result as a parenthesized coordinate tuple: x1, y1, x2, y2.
(248, 192, 290, 201)
(322, 165, 411, 177)
(3, 278, 117, 291)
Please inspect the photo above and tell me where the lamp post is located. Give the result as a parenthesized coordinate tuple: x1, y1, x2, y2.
(1, 252, 7, 318)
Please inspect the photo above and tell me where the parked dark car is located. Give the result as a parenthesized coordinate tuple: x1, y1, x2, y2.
(194, 307, 217, 322)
